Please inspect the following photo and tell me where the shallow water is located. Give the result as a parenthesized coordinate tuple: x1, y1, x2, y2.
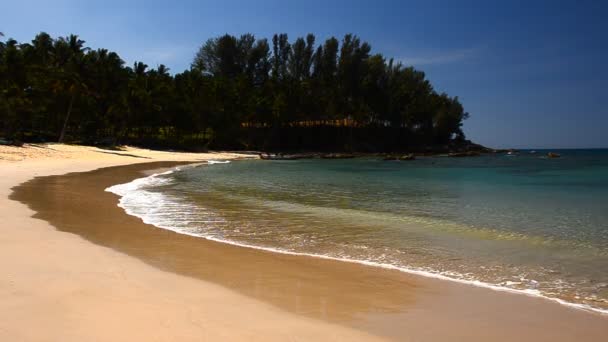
(107, 150, 608, 313)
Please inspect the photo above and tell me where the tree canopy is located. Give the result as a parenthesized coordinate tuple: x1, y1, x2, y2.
(0, 32, 469, 151)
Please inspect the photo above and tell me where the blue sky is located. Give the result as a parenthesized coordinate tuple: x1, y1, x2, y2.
(2, 0, 607, 148)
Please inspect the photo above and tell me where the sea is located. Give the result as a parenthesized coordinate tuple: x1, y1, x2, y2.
(106, 149, 608, 313)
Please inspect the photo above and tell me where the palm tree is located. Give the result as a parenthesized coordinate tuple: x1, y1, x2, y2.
(56, 35, 88, 142)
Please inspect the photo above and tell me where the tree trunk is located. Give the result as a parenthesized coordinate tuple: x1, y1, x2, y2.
(58, 94, 75, 143)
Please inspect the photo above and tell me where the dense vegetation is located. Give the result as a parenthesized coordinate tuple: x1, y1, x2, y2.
(0, 32, 470, 151)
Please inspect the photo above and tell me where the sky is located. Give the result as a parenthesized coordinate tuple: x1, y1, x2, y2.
(1, 0, 607, 148)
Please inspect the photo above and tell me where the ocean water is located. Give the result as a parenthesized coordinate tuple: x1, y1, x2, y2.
(107, 150, 608, 313)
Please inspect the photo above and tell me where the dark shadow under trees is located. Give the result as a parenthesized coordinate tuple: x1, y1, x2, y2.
(0, 32, 470, 152)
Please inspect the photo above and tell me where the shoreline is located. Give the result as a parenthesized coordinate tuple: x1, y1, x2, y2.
(2, 144, 608, 341)
(1, 144, 381, 341)
(109, 164, 608, 315)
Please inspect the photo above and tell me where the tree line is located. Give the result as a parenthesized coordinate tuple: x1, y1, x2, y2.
(0, 32, 470, 151)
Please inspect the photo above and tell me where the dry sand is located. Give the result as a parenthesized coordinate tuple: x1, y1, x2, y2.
(0, 144, 381, 341)
(1, 144, 607, 341)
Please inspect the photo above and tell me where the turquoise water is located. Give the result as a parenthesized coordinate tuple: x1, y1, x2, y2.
(109, 150, 608, 312)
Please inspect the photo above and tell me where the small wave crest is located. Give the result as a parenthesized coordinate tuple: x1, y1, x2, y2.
(106, 168, 176, 197)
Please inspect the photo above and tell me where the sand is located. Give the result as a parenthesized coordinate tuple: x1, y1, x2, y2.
(1, 144, 607, 341)
(0, 144, 381, 341)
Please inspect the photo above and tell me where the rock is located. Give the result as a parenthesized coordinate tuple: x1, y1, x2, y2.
(399, 153, 416, 161)
(448, 151, 480, 158)
(547, 152, 561, 158)
(448, 152, 466, 157)
(296, 153, 319, 159)
(259, 153, 297, 160)
(320, 153, 356, 159)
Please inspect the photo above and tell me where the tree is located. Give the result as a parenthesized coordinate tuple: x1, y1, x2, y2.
(53, 35, 89, 142)
(0, 32, 471, 152)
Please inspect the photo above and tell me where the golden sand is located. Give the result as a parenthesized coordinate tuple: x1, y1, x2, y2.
(0, 144, 380, 341)
(2, 144, 607, 341)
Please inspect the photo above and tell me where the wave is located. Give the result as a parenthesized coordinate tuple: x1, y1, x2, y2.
(105, 165, 608, 316)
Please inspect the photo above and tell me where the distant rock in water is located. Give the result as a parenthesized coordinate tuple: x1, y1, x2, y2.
(399, 154, 416, 161)
(259, 153, 303, 160)
(448, 151, 481, 158)
(259, 152, 359, 160)
(382, 153, 416, 161)
(547, 152, 561, 158)
(320, 153, 356, 159)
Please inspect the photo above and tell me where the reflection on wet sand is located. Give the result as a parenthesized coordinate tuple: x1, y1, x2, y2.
(11, 162, 608, 341)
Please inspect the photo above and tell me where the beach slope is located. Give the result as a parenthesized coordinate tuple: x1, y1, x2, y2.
(0, 144, 380, 341)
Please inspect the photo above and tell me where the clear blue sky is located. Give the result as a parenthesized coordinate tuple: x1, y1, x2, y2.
(2, 0, 607, 148)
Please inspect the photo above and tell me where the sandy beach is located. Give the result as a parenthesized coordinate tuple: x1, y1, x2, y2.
(0, 144, 382, 341)
(2, 144, 608, 341)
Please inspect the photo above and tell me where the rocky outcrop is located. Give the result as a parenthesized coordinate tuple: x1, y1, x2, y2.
(399, 154, 416, 161)
(259, 153, 306, 160)
(320, 153, 356, 159)
(448, 151, 481, 158)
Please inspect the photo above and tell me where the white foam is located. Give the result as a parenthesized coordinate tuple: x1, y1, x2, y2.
(106, 168, 177, 197)
(105, 167, 608, 316)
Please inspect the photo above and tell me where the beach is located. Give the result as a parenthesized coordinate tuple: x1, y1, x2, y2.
(2, 144, 608, 341)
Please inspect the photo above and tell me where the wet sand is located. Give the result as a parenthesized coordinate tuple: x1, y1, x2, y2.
(1, 144, 380, 341)
(9, 160, 608, 341)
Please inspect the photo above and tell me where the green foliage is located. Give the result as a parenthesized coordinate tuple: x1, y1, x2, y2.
(0, 32, 469, 151)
